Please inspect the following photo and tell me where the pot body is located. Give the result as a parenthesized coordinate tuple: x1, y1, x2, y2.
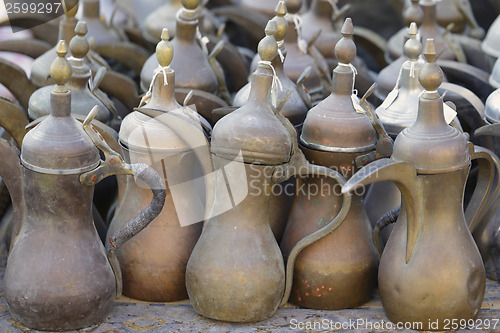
(280, 146, 378, 309)
(380, 168, 485, 330)
(186, 157, 285, 322)
(108, 147, 202, 301)
(5, 170, 115, 331)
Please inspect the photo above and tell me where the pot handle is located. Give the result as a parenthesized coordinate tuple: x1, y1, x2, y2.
(272, 152, 352, 306)
(466, 143, 500, 232)
(79, 107, 166, 295)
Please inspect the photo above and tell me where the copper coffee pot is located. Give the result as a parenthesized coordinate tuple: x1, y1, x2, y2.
(108, 29, 212, 301)
(3, 41, 165, 331)
(186, 21, 352, 322)
(387, 0, 465, 63)
(343, 39, 499, 331)
(28, 22, 117, 125)
(280, 18, 392, 310)
(233, 2, 311, 129)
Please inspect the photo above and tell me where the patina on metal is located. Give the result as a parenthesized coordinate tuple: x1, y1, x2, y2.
(343, 39, 499, 331)
(108, 29, 211, 302)
(280, 18, 387, 310)
(387, 0, 465, 63)
(233, 2, 311, 241)
(186, 21, 352, 323)
(3, 41, 165, 331)
(28, 22, 115, 124)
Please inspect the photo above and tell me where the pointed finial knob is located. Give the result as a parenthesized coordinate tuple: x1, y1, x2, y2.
(285, 0, 301, 14)
(404, 0, 424, 26)
(258, 21, 279, 62)
(156, 29, 174, 67)
(404, 22, 422, 61)
(69, 21, 90, 59)
(63, 0, 79, 18)
(50, 41, 72, 92)
(334, 18, 356, 64)
(419, 39, 443, 91)
(181, 0, 200, 10)
(273, 1, 288, 43)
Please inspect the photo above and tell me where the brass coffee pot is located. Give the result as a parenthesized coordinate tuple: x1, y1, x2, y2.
(140, 0, 224, 99)
(376, 23, 424, 101)
(4, 41, 165, 331)
(300, 0, 347, 60)
(79, 0, 123, 46)
(282, 0, 331, 100)
(387, 0, 465, 63)
(280, 18, 391, 310)
(343, 39, 498, 331)
(28, 22, 116, 125)
(108, 29, 212, 301)
(233, 2, 311, 129)
(143, 0, 182, 42)
(403, 0, 484, 39)
(30, 2, 109, 88)
(186, 21, 351, 322)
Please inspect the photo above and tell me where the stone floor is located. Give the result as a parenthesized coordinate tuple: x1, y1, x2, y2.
(0, 262, 498, 333)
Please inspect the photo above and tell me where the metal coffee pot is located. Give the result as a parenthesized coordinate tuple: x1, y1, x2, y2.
(282, 0, 331, 100)
(300, 0, 348, 60)
(403, 0, 484, 39)
(387, 0, 465, 63)
(143, 0, 182, 42)
(28, 22, 116, 125)
(280, 18, 392, 310)
(482, 15, 500, 60)
(234, 2, 311, 129)
(3, 41, 165, 331)
(140, 0, 228, 108)
(343, 39, 499, 331)
(108, 29, 212, 301)
(30, 2, 109, 88)
(79, 0, 123, 46)
(186, 21, 351, 322)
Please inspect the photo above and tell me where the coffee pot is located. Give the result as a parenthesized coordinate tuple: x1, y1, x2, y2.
(343, 39, 498, 331)
(3, 41, 165, 331)
(79, 0, 123, 46)
(403, 0, 484, 39)
(28, 22, 116, 125)
(233, 1, 311, 130)
(30, 2, 109, 88)
(108, 28, 212, 301)
(387, 0, 465, 63)
(280, 18, 392, 310)
(186, 21, 352, 322)
(282, 0, 331, 100)
(240, 0, 282, 18)
(482, 15, 500, 60)
(140, 0, 228, 105)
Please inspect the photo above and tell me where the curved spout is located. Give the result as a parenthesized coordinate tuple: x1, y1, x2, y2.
(342, 158, 422, 264)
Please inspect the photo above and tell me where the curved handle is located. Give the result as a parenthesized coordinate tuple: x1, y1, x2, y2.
(272, 152, 352, 306)
(80, 107, 166, 232)
(466, 143, 500, 232)
(372, 206, 400, 258)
